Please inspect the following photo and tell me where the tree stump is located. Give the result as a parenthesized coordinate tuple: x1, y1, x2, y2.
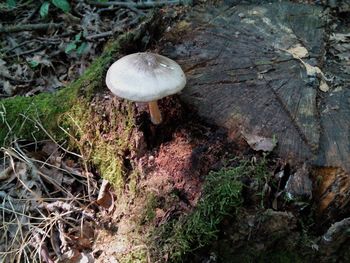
(158, 2, 350, 219)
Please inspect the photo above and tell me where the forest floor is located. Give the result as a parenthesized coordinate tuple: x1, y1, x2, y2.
(1, 1, 350, 263)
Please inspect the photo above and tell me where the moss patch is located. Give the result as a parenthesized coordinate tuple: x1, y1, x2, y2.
(139, 192, 159, 225)
(62, 96, 136, 192)
(0, 86, 78, 144)
(150, 164, 246, 262)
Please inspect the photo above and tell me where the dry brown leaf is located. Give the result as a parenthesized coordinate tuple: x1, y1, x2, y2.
(76, 252, 94, 263)
(2, 80, 15, 96)
(284, 46, 331, 92)
(39, 166, 64, 186)
(96, 179, 114, 211)
(67, 222, 95, 251)
(27, 53, 53, 68)
(0, 166, 14, 182)
(242, 132, 277, 152)
(42, 141, 59, 156)
(61, 249, 81, 263)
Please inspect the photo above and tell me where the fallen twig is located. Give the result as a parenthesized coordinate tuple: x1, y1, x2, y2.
(88, 0, 192, 9)
(0, 39, 39, 54)
(39, 201, 95, 219)
(6, 46, 44, 58)
(0, 71, 32, 83)
(85, 31, 113, 40)
(0, 23, 63, 33)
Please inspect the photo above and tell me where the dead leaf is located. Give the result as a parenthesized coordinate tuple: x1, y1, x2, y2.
(96, 179, 114, 211)
(0, 166, 14, 182)
(42, 141, 59, 156)
(61, 249, 81, 263)
(27, 53, 53, 68)
(285, 47, 332, 92)
(0, 59, 11, 78)
(242, 132, 277, 152)
(330, 33, 350, 43)
(76, 252, 94, 263)
(2, 80, 15, 96)
(13, 162, 42, 197)
(287, 44, 309, 59)
(156, 208, 166, 219)
(39, 166, 64, 186)
(303, 63, 323, 77)
(319, 79, 330, 92)
(68, 236, 92, 250)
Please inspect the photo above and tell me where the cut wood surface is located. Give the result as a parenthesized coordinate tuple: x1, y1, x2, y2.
(159, 2, 350, 215)
(160, 3, 348, 171)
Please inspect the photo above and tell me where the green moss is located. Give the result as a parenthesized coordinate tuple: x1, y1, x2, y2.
(151, 164, 245, 262)
(0, 33, 124, 144)
(71, 40, 120, 99)
(93, 141, 126, 190)
(119, 247, 148, 263)
(140, 193, 159, 225)
(0, 86, 78, 144)
(0, 34, 135, 190)
(62, 98, 135, 193)
(128, 170, 140, 198)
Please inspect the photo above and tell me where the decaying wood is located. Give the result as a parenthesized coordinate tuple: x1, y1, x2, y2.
(319, 217, 350, 260)
(158, 2, 350, 216)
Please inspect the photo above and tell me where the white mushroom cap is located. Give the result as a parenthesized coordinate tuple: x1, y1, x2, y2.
(106, 52, 186, 102)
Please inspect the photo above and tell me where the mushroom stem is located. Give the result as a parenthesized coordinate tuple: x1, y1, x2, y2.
(148, 100, 162, 125)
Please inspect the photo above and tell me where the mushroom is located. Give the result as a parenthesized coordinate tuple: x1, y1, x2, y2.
(105, 52, 186, 125)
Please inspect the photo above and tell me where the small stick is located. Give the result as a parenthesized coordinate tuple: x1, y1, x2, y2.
(0, 23, 63, 33)
(85, 31, 113, 40)
(88, 0, 191, 9)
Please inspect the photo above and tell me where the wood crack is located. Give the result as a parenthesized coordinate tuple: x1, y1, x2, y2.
(264, 78, 315, 151)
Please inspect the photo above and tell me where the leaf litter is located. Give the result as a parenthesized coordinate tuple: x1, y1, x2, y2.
(0, 1, 147, 98)
(0, 135, 112, 262)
